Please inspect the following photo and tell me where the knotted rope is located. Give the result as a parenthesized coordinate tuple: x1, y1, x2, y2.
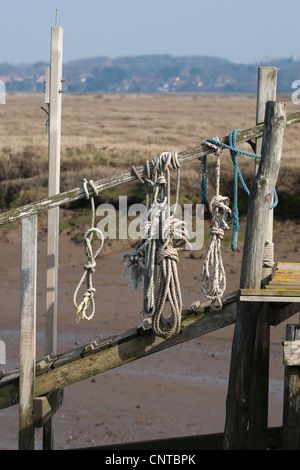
(122, 152, 189, 339)
(73, 179, 104, 322)
(153, 214, 190, 338)
(200, 139, 231, 310)
(205, 130, 278, 251)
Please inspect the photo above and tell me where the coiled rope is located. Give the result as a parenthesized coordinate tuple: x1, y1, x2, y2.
(122, 152, 190, 339)
(73, 179, 104, 322)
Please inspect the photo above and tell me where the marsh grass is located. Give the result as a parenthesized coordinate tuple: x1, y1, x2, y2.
(0, 92, 299, 238)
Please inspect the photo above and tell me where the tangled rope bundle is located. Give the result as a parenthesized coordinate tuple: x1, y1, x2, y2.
(73, 179, 104, 322)
(204, 130, 278, 251)
(122, 152, 190, 339)
(200, 139, 232, 310)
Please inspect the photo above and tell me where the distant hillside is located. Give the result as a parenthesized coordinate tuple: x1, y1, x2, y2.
(1, 55, 299, 93)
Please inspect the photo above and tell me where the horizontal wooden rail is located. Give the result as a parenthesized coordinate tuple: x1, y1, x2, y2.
(0, 110, 299, 227)
(0, 293, 239, 410)
(78, 426, 282, 451)
(1, 291, 299, 411)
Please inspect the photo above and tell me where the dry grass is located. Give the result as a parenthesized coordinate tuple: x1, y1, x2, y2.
(0, 92, 299, 221)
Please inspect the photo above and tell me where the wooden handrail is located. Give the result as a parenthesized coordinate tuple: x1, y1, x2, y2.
(0, 110, 299, 227)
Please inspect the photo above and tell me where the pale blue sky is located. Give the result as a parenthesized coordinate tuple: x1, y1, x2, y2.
(2, 0, 299, 64)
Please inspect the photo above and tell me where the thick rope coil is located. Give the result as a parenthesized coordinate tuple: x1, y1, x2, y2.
(73, 179, 104, 322)
(122, 152, 187, 339)
(200, 195, 231, 310)
(153, 216, 190, 339)
(263, 241, 274, 268)
(200, 139, 231, 311)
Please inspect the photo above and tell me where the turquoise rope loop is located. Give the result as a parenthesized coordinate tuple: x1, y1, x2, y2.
(204, 129, 278, 251)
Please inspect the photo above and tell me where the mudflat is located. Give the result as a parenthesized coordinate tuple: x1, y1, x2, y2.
(0, 92, 299, 449)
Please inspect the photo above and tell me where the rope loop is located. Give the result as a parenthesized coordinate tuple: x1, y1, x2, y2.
(202, 130, 278, 251)
(73, 179, 104, 323)
(73, 227, 104, 323)
(200, 147, 231, 311)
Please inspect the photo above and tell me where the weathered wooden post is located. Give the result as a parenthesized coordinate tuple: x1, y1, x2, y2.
(223, 101, 286, 450)
(282, 323, 300, 449)
(248, 67, 277, 449)
(19, 216, 37, 450)
(44, 23, 63, 450)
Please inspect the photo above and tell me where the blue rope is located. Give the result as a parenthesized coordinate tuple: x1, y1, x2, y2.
(200, 155, 209, 207)
(204, 129, 278, 251)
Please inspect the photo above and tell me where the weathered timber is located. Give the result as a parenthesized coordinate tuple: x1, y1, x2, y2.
(44, 26, 63, 450)
(0, 111, 299, 227)
(223, 101, 287, 450)
(240, 289, 300, 302)
(19, 216, 37, 450)
(277, 262, 300, 272)
(0, 293, 238, 410)
(268, 302, 300, 326)
(78, 426, 282, 451)
(249, 68, 277, 450)
(282, 325, 300, 449)
(33, 389, 64, 428)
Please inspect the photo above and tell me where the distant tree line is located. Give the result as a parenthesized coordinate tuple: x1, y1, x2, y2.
(2, 55, 300, 93)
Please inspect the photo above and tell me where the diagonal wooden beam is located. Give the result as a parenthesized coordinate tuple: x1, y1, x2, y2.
(0, 293, 238, 410)
(0, 111, 299, 227)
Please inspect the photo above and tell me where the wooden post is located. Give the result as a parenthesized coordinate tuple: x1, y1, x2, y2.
(248, 67, 277, 449)
(256, 67, 277, 283)
(19, 215, 37, 450)
(223, 101, 286, 450)
(44, 25, 63, 451)
(282, 324, 300, 449)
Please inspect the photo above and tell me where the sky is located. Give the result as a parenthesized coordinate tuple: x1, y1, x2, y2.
(1, 0, 299, 65)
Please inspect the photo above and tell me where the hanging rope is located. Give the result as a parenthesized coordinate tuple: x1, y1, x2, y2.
(154, 213, 190, 338)
(200, 139, 231, 311)
(122, 152, 189, 339)
(194, 154, 209, 208)
(73, 179, 104, 323)
(204, 129, 278, 251)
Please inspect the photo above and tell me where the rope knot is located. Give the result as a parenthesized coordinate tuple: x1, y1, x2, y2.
(156, 241, 179, 265)
(200, 149, 231, 310)
(84, 260, 96, 273)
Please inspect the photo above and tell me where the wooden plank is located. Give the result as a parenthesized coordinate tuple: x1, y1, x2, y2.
(223, 101, 286, 450)
(283, 339, 300, 366)
(80, 426, 282, 451)
(241, 288, 300, 296)
(0, 294, 238, 410)
(33, 389, 64, 428)
(45, 25, 63, 357)
(19, 215, 37, 450)
(277, 262, 300, 272)
(282, 325, 300, 449)
(268, 302, 300, 326)
(241, 296, 300, 303)
(44, 25, 63, 451)
(266, 284, 300, 290)
(0, 111, 299, 227)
